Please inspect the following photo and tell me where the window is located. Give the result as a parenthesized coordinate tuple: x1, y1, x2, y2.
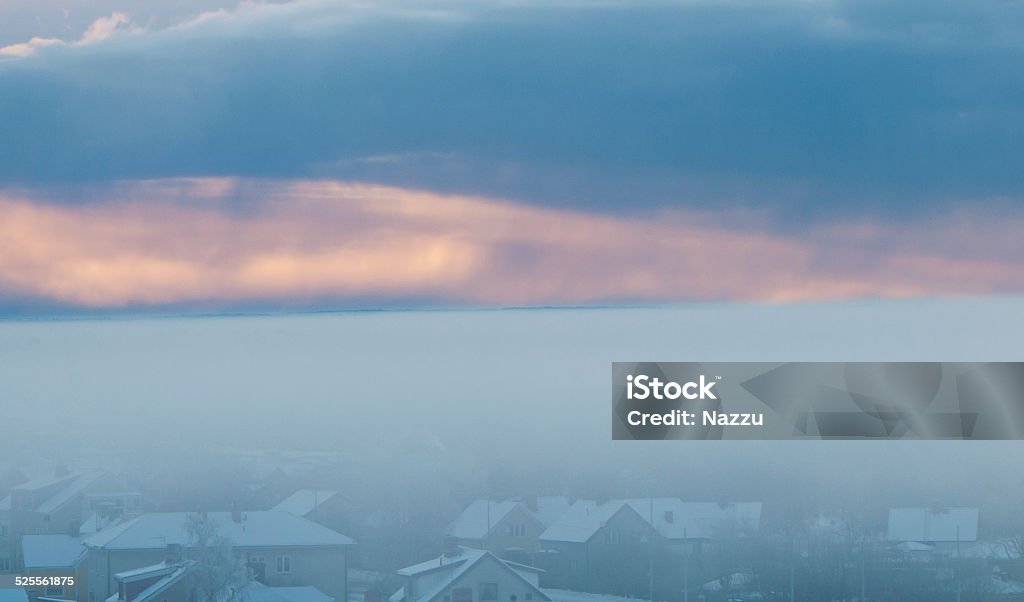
(605, 530, 621, 544)
(276, 556, 291, 574)
(0, 525, 8, 537)
(526, 595, 533, 601)
(568, 559, 581, 575)
(480, 584, 498, 602)
(507, 524, 526, 537)
(452, 588, 472, 602)
(46, 585, 65, 597)
(0, 558, 10, 571)
(90, 593, 95, 602)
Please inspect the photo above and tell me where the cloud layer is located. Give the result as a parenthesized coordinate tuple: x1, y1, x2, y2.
(2, 178, 1023, 310)
(1, 0, 1023, 218)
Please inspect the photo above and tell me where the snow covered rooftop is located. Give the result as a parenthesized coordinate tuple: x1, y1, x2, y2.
(272, 490, 339, 517)
(620, 499, 762, 539)
(527, 497, 572, 528)
(539, 501, 635, 543)
(539, 498, 761, 543)
(35, 472, 106, 514)
(21, 534, 87, 569)
(450, 497, 573, 540)
(395, 548, 548, 602)
(887, 507, 979, 543)
(124, 562, 196, 602)
(83, 511, 355, 550)
(449, 500, 520, 539)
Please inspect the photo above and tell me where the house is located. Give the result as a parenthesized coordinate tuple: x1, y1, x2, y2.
(272, 492, 340, 520)
(0, 471, 144, 571)
(83, 511, 355, 602)
(107, 559, 334, 602)
(110, 560, 196, 602)
(20, 534, 88, 601)
(887, 507, 979, 554)
(271, 492, 350, 536)
(537, 501, 657, 594)
(620, 499, 762, 554)
(389, 546, 550, 602)
(447, 498, 570, 562)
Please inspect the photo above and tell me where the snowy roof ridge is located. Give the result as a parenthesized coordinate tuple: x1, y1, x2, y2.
(84, 511, 355, 550)
(272, 490, 339, 517)
(21, 534, 87, 569)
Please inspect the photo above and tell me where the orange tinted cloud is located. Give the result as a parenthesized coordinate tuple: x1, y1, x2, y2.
(1, 178, 1023, 308)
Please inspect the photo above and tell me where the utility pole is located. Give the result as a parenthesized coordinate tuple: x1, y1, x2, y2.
(860, 546, 866, 602)
(956, 525, 962, 602)
(682, 527, 689, 602)
(649, 497, 655, 602)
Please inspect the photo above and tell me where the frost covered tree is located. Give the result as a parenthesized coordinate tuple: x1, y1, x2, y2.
(184, 513, 252, 602)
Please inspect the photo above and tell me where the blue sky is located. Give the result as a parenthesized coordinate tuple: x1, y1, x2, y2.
(1, 1, 1023, 313)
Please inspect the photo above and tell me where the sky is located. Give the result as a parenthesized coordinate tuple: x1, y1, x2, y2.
(2, 0, 1024, 314)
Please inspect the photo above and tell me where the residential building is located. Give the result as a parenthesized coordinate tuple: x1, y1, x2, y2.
(20, 534, 88, 601)
(537, 501, 657, 594)
(389, 546, 550, 602)
(620, 499, 762, 554)
(887, 507, 979, 555)
(83, 511, 355, 602)
(447, 497, 570, 563)
(108, 559, 334, 602)
(0, 471, 144, 571)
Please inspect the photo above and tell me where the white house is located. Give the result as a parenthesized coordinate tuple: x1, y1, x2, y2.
(390, 546, 550, 602)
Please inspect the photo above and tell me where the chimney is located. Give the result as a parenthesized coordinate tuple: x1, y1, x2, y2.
(165, 544, 183, 565)
(232, 503, 242, 524)
(443, 537, 460, 558)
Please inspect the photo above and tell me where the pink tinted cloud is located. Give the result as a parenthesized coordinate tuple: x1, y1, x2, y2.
(1, 178, 1023, 308)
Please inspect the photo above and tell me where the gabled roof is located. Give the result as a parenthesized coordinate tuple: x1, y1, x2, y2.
(887, 507, 979, 543)
(620, 499, 762, 539)
(448, 500, 521, 539)
(394, 548, 549, 602)
(115, 560, 193, 583)
(450, 498, 573, 540)
(524, 497, 572, 528)
(119, 561, 196, 602)
(21, 534, 87, 569)
(539, 501, 649, 544)
(12, 472, 83, 492)
(244, 583, 334, 602)
(272, 490, 339, 517)
(35, 472, 106, 515)
(84, 511, 355, 550)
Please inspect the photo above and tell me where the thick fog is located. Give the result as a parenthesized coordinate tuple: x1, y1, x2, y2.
(2, 297, 1024, 531)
